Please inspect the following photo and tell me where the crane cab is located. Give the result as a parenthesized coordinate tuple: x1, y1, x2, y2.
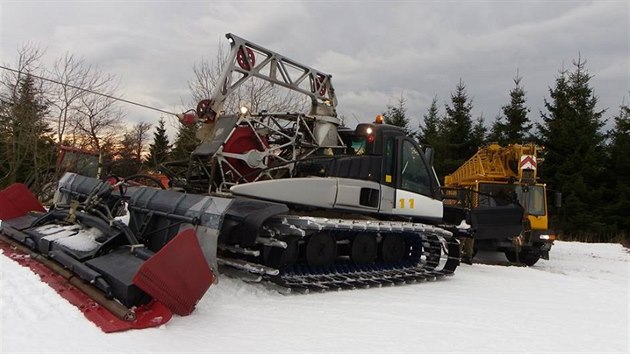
(312, 121, 446, 223)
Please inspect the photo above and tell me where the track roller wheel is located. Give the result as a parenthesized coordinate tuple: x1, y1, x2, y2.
(262, 237, 299, 269)
(305, 233, 337, 267)
(350, 233, 377, 264)
(380, 234, 408, 263)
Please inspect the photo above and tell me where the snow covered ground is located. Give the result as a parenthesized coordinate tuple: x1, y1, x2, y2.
(1, 241, 628, 353)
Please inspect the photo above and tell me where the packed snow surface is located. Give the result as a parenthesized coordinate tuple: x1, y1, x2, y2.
(1, 241, 628, 353)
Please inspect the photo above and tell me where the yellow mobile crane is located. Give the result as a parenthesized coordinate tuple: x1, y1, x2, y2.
(443, 143, 555, 265)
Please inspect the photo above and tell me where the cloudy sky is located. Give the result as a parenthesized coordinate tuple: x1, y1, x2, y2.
(1, 1, 628, 137)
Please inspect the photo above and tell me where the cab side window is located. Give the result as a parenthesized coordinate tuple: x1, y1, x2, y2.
(383, 138, 395, 184)
(400, 140, 431, 196)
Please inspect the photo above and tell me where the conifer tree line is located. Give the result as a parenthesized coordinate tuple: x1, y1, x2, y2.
(0, 45, 627, 242)
(384, 57, 629, 243)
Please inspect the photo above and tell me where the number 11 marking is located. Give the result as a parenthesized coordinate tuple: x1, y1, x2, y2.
(399, 198, 415, 209)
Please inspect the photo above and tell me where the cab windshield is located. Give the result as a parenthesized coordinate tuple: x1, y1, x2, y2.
(478, 183, 546, 216)
(62, 151, 99, 178)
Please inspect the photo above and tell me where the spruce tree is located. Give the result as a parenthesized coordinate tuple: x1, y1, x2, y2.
(382, 94, 411, 136)
(146, 117, 171, 168)
(489, 74, 532, 145)
(111, 131, 140, 177)
(418, 97, 447, 176)
(538, 57, 606, 238)
(603, 103, 630, 238)
(0, 75, 54, 187)
(441, 79, 475, 176)
(487, 115, 502, 144)
(171, 121, 200, 161)
(418, 97, 441, 146)
(470, 115, 487, 149)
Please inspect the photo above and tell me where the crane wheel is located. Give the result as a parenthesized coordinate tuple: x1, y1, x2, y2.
(504, 249, 541, 266)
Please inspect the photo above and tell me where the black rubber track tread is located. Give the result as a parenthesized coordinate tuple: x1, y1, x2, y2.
(262, 220, 461, 293)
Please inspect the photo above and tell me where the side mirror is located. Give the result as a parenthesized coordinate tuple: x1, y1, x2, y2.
(424, 146, 435, 167)
(423, 146, 443, 196)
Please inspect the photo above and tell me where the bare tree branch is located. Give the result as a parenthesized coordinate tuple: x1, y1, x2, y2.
(69, 69, 124, 177)
(0, 43, 45, 103)
(47, 52, 92, 146)
(131, 121, 152, 161)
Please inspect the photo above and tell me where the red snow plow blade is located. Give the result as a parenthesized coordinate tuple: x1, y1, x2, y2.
(0, 182, 216, 332)
(0, 183, 45, 219)
(133, 228, 215, 316)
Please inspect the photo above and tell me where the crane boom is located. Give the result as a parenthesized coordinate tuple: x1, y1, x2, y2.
(207, 33, 338, 119)
(444, 143, 542, 186)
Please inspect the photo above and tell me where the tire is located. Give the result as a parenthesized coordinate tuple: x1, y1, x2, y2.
(519, 251, 541, 266)
(504, 249, 541, 266)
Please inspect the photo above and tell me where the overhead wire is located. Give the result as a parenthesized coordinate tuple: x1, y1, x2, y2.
(0, 64, 181, 117)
